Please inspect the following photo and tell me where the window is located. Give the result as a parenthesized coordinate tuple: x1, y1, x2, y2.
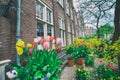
(47, 24, 52, 36)
(70, 7, 73, 20)
(37, 22, 44, 37)
(68, 33, 71, 44)
(72, 25, 74, 34)
(46, 8, 51, 23)
(36, 1, 53, 38)
(60, 29, 66, 46)
(66, 0, 70, 15)
(36, 2, 44, 19)
(68, 23, 71, 32)
(58, 17, 66, 46)
(57, 0, 63, 7)
(58, 17, 65, 29)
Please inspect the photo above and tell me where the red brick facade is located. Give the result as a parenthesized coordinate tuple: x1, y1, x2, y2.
(0, 0, 82, 61)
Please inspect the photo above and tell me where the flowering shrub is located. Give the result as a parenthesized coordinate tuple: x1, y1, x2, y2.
(96, 64, 118, 80)
(75, 68, 91, 80)
(85, 56, 94, 67)
(107, 39, 120, 61)
(13, 36, 62, 80)
(72, 44, 90, 59)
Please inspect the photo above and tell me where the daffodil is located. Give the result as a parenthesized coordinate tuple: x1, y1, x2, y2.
(16, 39, 25, 48)
(16, 39, 25, 55)
(16, 47, 23, 55)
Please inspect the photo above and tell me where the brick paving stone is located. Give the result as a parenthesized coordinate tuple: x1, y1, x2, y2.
(59, 65, 76, 80)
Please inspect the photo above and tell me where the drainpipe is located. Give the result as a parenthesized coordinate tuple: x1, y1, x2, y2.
(16, 0, 21, 66)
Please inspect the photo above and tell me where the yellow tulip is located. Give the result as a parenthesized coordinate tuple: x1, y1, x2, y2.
(52, 44, 56, 50)
(26, 43, 32, 48)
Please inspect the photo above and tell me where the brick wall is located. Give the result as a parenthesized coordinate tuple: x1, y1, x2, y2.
(21, 0, 36, 43)
(0, 0, 36, 61)
(0, 0, 16, 61)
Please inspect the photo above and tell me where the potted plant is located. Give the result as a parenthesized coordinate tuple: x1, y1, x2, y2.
(75, 68, 90, 80)
(65, 44, 75, 67)
(72, 44, 90, 65)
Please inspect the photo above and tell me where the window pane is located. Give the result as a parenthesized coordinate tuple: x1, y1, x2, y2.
(37, 22, 44, 37)
(47, 24, 52, 36)
(46, 8, 51, 23)
(36, 2, 44, 19)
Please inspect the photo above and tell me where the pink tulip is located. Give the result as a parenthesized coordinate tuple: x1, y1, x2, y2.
(56, 38, 61, 44)
(43, 42, 50, 50)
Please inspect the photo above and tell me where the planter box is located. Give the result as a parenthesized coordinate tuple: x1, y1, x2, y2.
(0, 60, 11, 80)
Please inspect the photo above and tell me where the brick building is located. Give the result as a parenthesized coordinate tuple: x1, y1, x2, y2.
(0, 0, 82, 61)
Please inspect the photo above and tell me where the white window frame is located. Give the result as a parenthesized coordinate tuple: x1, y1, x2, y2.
(36, 0, 54, 38)
(58, 17, 66, 47)
(57, 0, 63, 7)
(66, 0, 70, 15)
(36, 2, 45, 20)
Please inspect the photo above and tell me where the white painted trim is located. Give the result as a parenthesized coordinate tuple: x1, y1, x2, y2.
(0, 60, 11, 65)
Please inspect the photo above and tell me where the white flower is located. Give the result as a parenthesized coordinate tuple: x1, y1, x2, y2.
(37, 44, 43, 50)
(37, 37, 41, 41)
(34, 38, 39, 43)
(52, 39, 55, 44)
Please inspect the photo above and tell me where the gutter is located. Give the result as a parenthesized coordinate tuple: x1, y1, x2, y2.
(16, 0, 21, 66)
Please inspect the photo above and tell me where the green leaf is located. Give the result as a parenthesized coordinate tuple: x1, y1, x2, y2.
(32, 65, 37, 72)
(13, 67, 20, 73)
(42, 66, 47, 71)
(34, 71, 42, 78)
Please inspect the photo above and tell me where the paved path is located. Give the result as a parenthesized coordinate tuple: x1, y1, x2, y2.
(59, 66, 76, 80)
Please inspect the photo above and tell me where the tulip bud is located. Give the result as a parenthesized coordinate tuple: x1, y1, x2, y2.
(57, 45, 61, 53)
(22, 59, 27, 67)
(28, 49, 32, 56)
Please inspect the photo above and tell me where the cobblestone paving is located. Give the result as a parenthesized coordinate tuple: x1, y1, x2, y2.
(59, 65, 76, 80)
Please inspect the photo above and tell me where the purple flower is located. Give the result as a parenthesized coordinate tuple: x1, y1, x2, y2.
(34, 78, 37, 80)
(25, 70, 29, 74)
(44, 76, 48, 80)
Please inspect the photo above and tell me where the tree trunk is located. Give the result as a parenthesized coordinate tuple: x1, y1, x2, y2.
(96, 18, 100, 38)
(112, 0, 120, 43)
(112, 0, 120, 76)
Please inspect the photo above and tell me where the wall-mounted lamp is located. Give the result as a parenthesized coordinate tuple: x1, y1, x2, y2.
(1, 0, 14, 17)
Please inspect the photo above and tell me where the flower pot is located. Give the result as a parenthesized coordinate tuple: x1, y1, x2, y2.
(68, 59, 74, 67)
(76, 57, 85, 65)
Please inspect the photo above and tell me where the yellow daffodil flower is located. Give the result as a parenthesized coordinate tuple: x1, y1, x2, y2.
(16, 39, 25, 48)
(16, 47, 23, 55)
(16, 39, 25, 55)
